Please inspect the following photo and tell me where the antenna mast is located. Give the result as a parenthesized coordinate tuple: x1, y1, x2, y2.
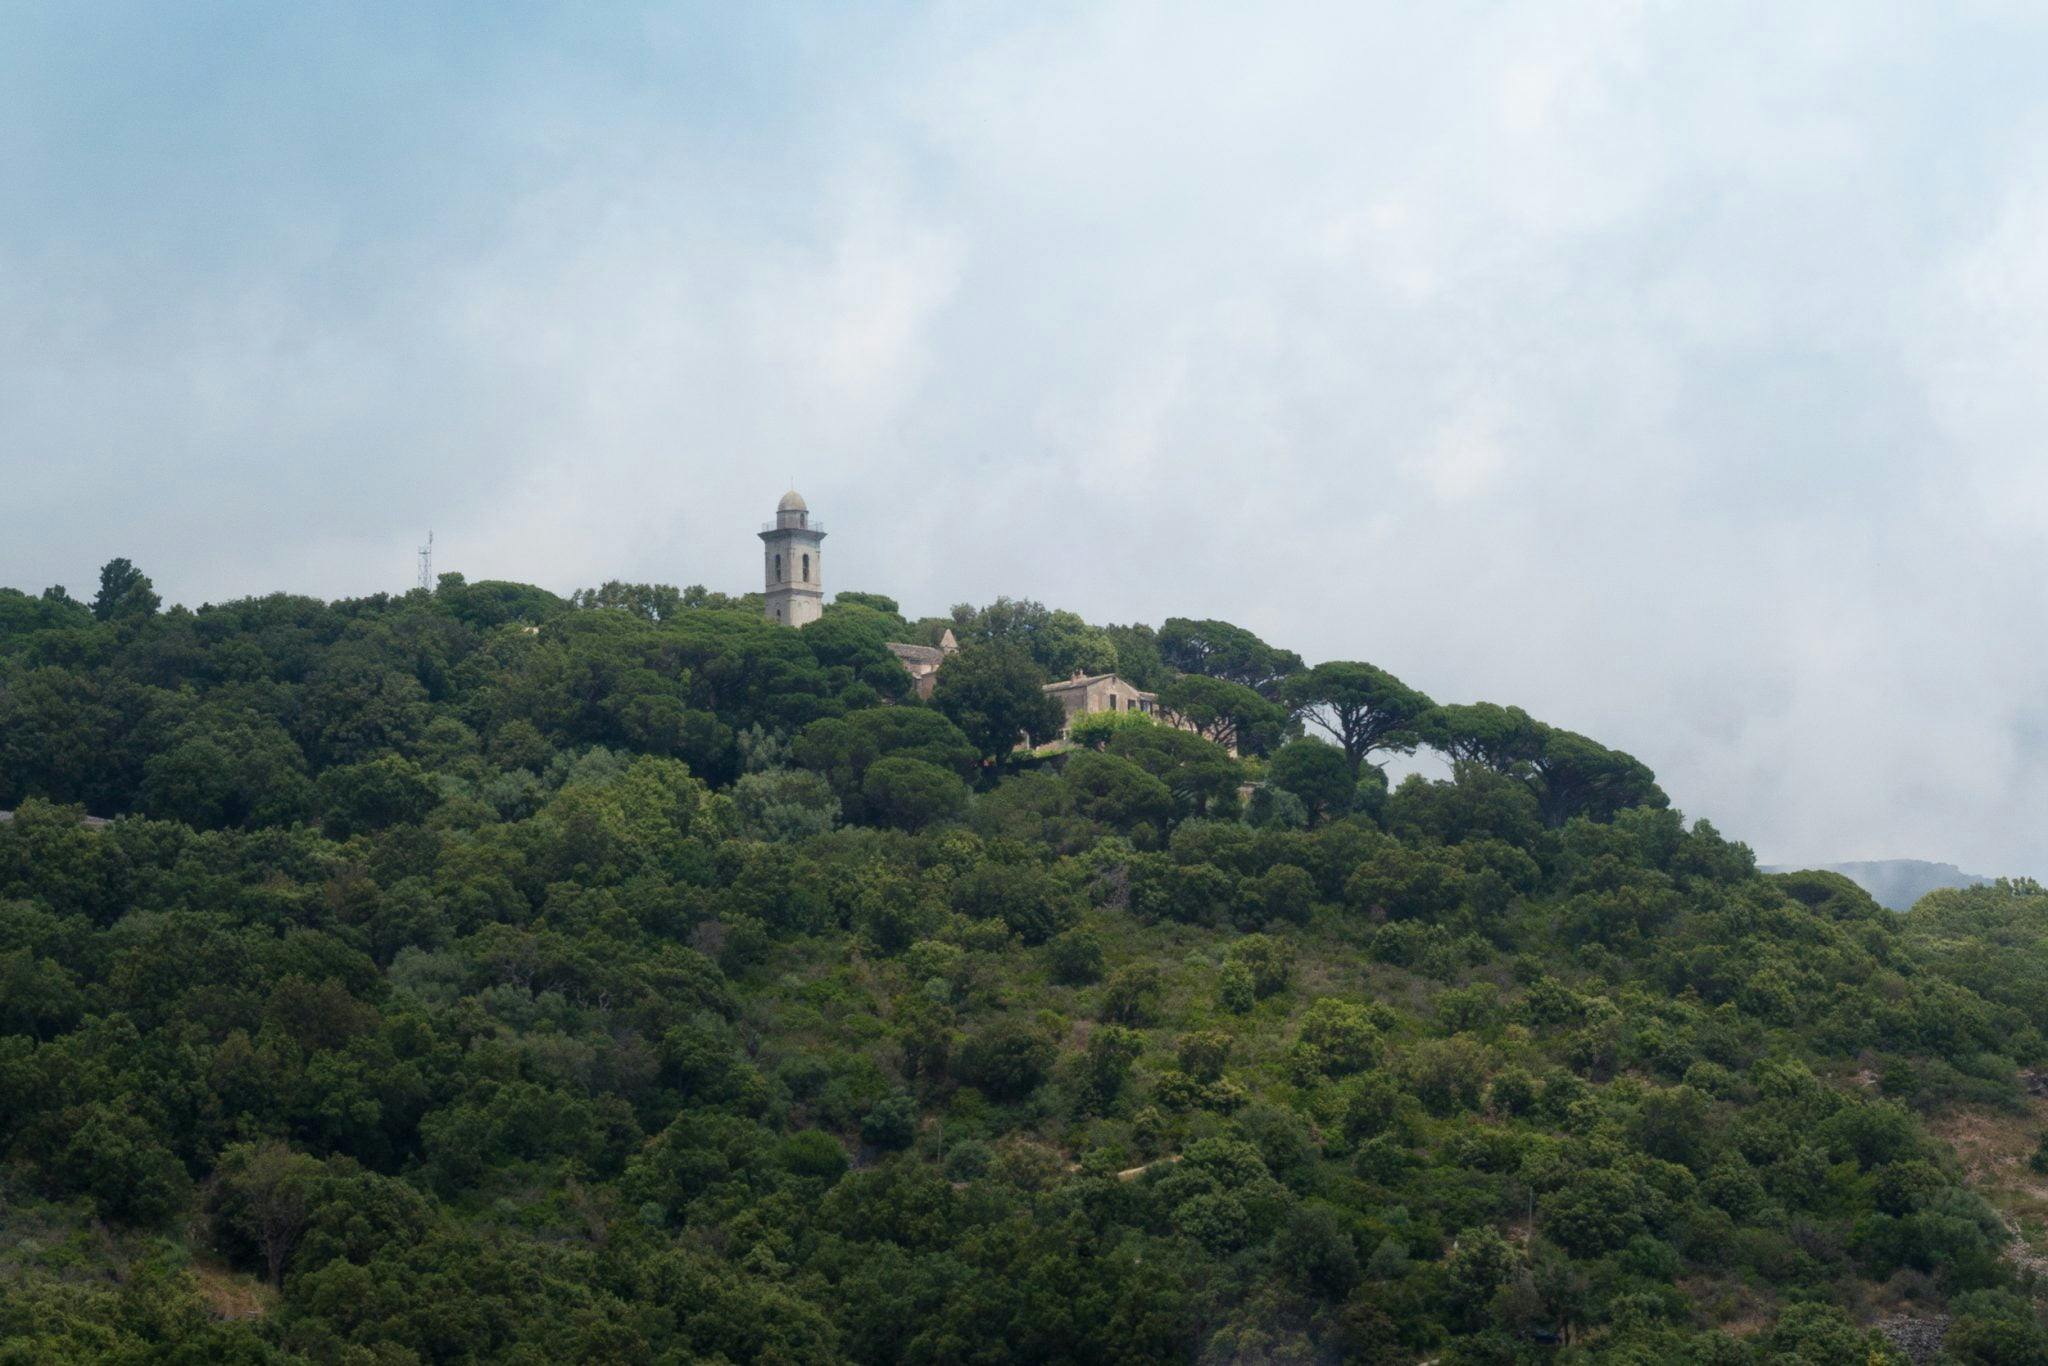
(417, 531, 434, 591)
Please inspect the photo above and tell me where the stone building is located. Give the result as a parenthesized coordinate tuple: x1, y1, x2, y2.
(1041, 671, 1232, 753)
(760, 490, 825, 627)
(1042, 671, 1163, 737)
(886, 630, 959, 699)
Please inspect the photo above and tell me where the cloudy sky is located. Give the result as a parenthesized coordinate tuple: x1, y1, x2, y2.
(5, 2, 2048, 876)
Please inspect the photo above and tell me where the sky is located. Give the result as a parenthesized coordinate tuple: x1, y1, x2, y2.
(4, 1, 2048, 877)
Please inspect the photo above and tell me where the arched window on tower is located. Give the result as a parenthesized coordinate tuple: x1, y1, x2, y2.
(802, 553, 810, 581)
(774, 553, 782, 581)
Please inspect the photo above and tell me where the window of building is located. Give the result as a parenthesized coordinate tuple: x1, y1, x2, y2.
(774, 553, 782, 580)
(802, 553, 810, 581)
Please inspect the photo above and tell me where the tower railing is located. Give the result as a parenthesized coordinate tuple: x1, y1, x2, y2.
(760, 520, 827, 535)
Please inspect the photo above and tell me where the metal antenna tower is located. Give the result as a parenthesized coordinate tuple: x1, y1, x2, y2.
(417, 531, 434, 591)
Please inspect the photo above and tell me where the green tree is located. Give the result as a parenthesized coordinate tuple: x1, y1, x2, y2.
(1104, 724, 1242, 819)
(949, 597, 1119, 678)
(1064, 751, 1176, 836)
(1066, 707, 1158, 749)
(950, 859, 1076, 944)
(91, 557, 160, 622)
(1266, 738, 1354, 826)
(802, 602, 913, 698)
(1345, 844, 1465, 921)
(1444, 1225, 1523, 1324)
(861, 756, 969, 832)
(1420, 702, 1545, 774)
(1156, 617, 1303, 698)
(1101, 964, 1164, 1025)
(316, 755, 441, 837)
(210, 1141, 325, 1285)
(1945, 1289, 2048, 1365)
(861, 1093, 918, 1149)
(1101, 621, 1167, 689)
(50, 1103, 191, 1225)
(933, 643, 1066, 764)
(1078, 1023, 1144, 1108)
(1236, 863, 1315, 929)
(570, 580, 684, 621)
(957, 1020, 1056, 1100)
(1156, 673, 1286, 757)
(1753, 1303, 1903, 1364)
(1280, 661, 1434, 777)
(1223, 934, 1293, 997)
(1293, 999, 1379, 1075)
(1529, 726, 1668, 826)
(729, 767, 840, 840)
(1046, 929, 1105, 984)
(793, 706, 978, 813)
(1275, 1201, 1360, 1298)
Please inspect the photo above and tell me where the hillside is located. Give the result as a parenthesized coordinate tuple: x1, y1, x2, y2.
(1760, 861, 1994, 913)
(3, 563, 2047, 1363)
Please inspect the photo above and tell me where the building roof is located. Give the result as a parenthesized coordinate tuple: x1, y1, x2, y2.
(777, 489, 808, 513)
(1042, 671, 1157, 700)
(887, 642, 947, 666)
(1043, 672, 1112, 692)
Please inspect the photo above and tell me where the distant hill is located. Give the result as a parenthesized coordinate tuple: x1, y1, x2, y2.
(1764, 858, 1992, 910)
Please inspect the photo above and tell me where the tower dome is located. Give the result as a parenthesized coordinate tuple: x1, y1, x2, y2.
(777, 489, 807, 513)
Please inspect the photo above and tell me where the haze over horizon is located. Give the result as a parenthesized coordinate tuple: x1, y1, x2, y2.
(6, 3, 2048, 878)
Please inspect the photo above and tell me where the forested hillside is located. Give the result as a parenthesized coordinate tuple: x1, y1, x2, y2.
(3, 560, 2046, 1364)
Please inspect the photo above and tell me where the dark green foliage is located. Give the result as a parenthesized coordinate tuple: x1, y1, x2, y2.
(1064, 750, 1175, 837)
(861, 1092, 919, 1149)
(1237, 863, 1315, 929)
(832, 591, 901, 617)
(316, 754, 440, 836)
(1155, 617, 1303, 698)
(860, 756, 970, 832)
(92, 557, 160, 623)
(1421, 701, 1547, 773)
(729, 766, 840, 840)
(1045, 928, 1104, 984)
(1156, 673, 1286, 755)
(948, 596, 1119, 679)
(1104, 723, 1242, 815)
(801, 602, 914, 699)
(0, 571, 2036, 1363)
(932, 641, 1066, 763)
(1280, 660, 1435, 775)
(950, 859, 1075, 944)
(1276, 1200, 1360, 1297)
(793, 706, 977, 820)
(956, 1019, 1056, 1100)
(1530, 726, 1667, 827)
(1266, 737, 1353, 825)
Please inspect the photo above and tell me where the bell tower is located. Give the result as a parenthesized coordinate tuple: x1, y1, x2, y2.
(760, 489, 825, 627)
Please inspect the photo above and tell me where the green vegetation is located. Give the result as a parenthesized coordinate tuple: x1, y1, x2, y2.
(0, 563, 2044, 1362)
